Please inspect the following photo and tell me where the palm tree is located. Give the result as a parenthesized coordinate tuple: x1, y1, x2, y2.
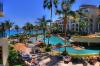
(98, 5, 100, 9)
(5, 20, 13, 36)
(14, 25, 19, 34)
(23, 22, 33, 34)
(78, 17, 88, 34)
(34, 25, 39, 41)
(43, 0, 58, 32)
(38, 16, 51, 44)
(22, 25, 28, 34)
(46, 31, 51, 45)
(55, 0, 76, 52)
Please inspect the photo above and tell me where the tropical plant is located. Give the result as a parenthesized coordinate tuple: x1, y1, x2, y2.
(15, 25, 19, 34)
(79, 17, 88, 34)
(34, 25, 39, 41)
(5, 20, 13, 36)
(39, 43, 46, 48)
(22, 22, 33, 34)
(96, 15, 100, 23)
(55, 0, 76, 52)
(8, 46, 24, 66)
(61, 50, 69, 56)
(45, 46, 51, 52)
(43, 0, 58, 31)
(37, 16, 51, 44)
(46, 31, 51, 45)
(22, 25, 28, 34)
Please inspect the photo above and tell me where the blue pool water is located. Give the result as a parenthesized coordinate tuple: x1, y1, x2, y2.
(37, 35, 70, 45)
(37, 35, 99, 55)
(54, 47, 99, 55)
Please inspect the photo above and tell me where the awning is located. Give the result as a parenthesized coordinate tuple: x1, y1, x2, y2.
(70, 37, 100, 43)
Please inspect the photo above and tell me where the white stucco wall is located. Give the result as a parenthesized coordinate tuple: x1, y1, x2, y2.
(0, 38, 9, 66)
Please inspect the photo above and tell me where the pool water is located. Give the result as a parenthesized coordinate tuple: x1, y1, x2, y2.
(55, 47, 99, 55)
(36, 35, 100, 55)
(37, 35, 70, 45)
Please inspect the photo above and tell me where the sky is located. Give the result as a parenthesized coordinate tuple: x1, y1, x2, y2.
(0, 0, 100, 27)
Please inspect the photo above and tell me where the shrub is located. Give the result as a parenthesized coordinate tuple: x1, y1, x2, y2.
(8, 47, 24, 66)
(45, 47, 51, 52)
(61, 51, 69, 56)
(39, 43, 46, 48)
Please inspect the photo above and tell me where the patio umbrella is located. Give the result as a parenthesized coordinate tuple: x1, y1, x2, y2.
(13, 43, 27, 52)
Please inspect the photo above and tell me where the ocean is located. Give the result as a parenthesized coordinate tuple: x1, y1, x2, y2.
(5, 29, 44, 36)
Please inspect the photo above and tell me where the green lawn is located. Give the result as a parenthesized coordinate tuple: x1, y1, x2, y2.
(13, 65, 22, 66)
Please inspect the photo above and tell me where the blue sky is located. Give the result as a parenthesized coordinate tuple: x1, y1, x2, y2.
(0, 0, 100, 27)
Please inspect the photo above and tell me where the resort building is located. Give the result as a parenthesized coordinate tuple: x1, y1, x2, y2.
(79, 5, 100, 33)
(52, 5, 100, 33)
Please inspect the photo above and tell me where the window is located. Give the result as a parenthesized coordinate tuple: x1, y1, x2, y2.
(85, 10, 88, 12)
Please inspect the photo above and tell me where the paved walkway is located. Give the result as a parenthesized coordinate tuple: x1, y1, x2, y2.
(0, 64, 3, 66)
(54, 62, 83, 66)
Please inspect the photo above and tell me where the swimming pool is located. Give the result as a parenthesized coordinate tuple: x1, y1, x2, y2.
(37, 35, 70, 45)
(54, 47, 99, 55)
(36, 35, 100, 55)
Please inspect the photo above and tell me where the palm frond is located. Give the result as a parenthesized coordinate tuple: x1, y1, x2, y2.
(53, 0, 58, 8)
(43, 0, 48, 9)
(47, 2, 52, 9)
(47, 20, 52, 22)
(69, 0, 75, 4)
(68, 11, 76, 18)
(56, 9, 63, 15)
(98, 5, 100, 9)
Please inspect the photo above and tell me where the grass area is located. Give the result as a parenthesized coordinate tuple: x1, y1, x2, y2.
(13, 65, 22, 66)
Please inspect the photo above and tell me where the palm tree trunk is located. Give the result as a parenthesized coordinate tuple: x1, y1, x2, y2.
(50, 0, 52, 32)
(48, 37, 49, 45)
(9, 29, 10, 36)
(43, 28, 45, 44)
(36, 30, 38, 41)
(17, 29, 19, 34)
(64, 14, 67, 52)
